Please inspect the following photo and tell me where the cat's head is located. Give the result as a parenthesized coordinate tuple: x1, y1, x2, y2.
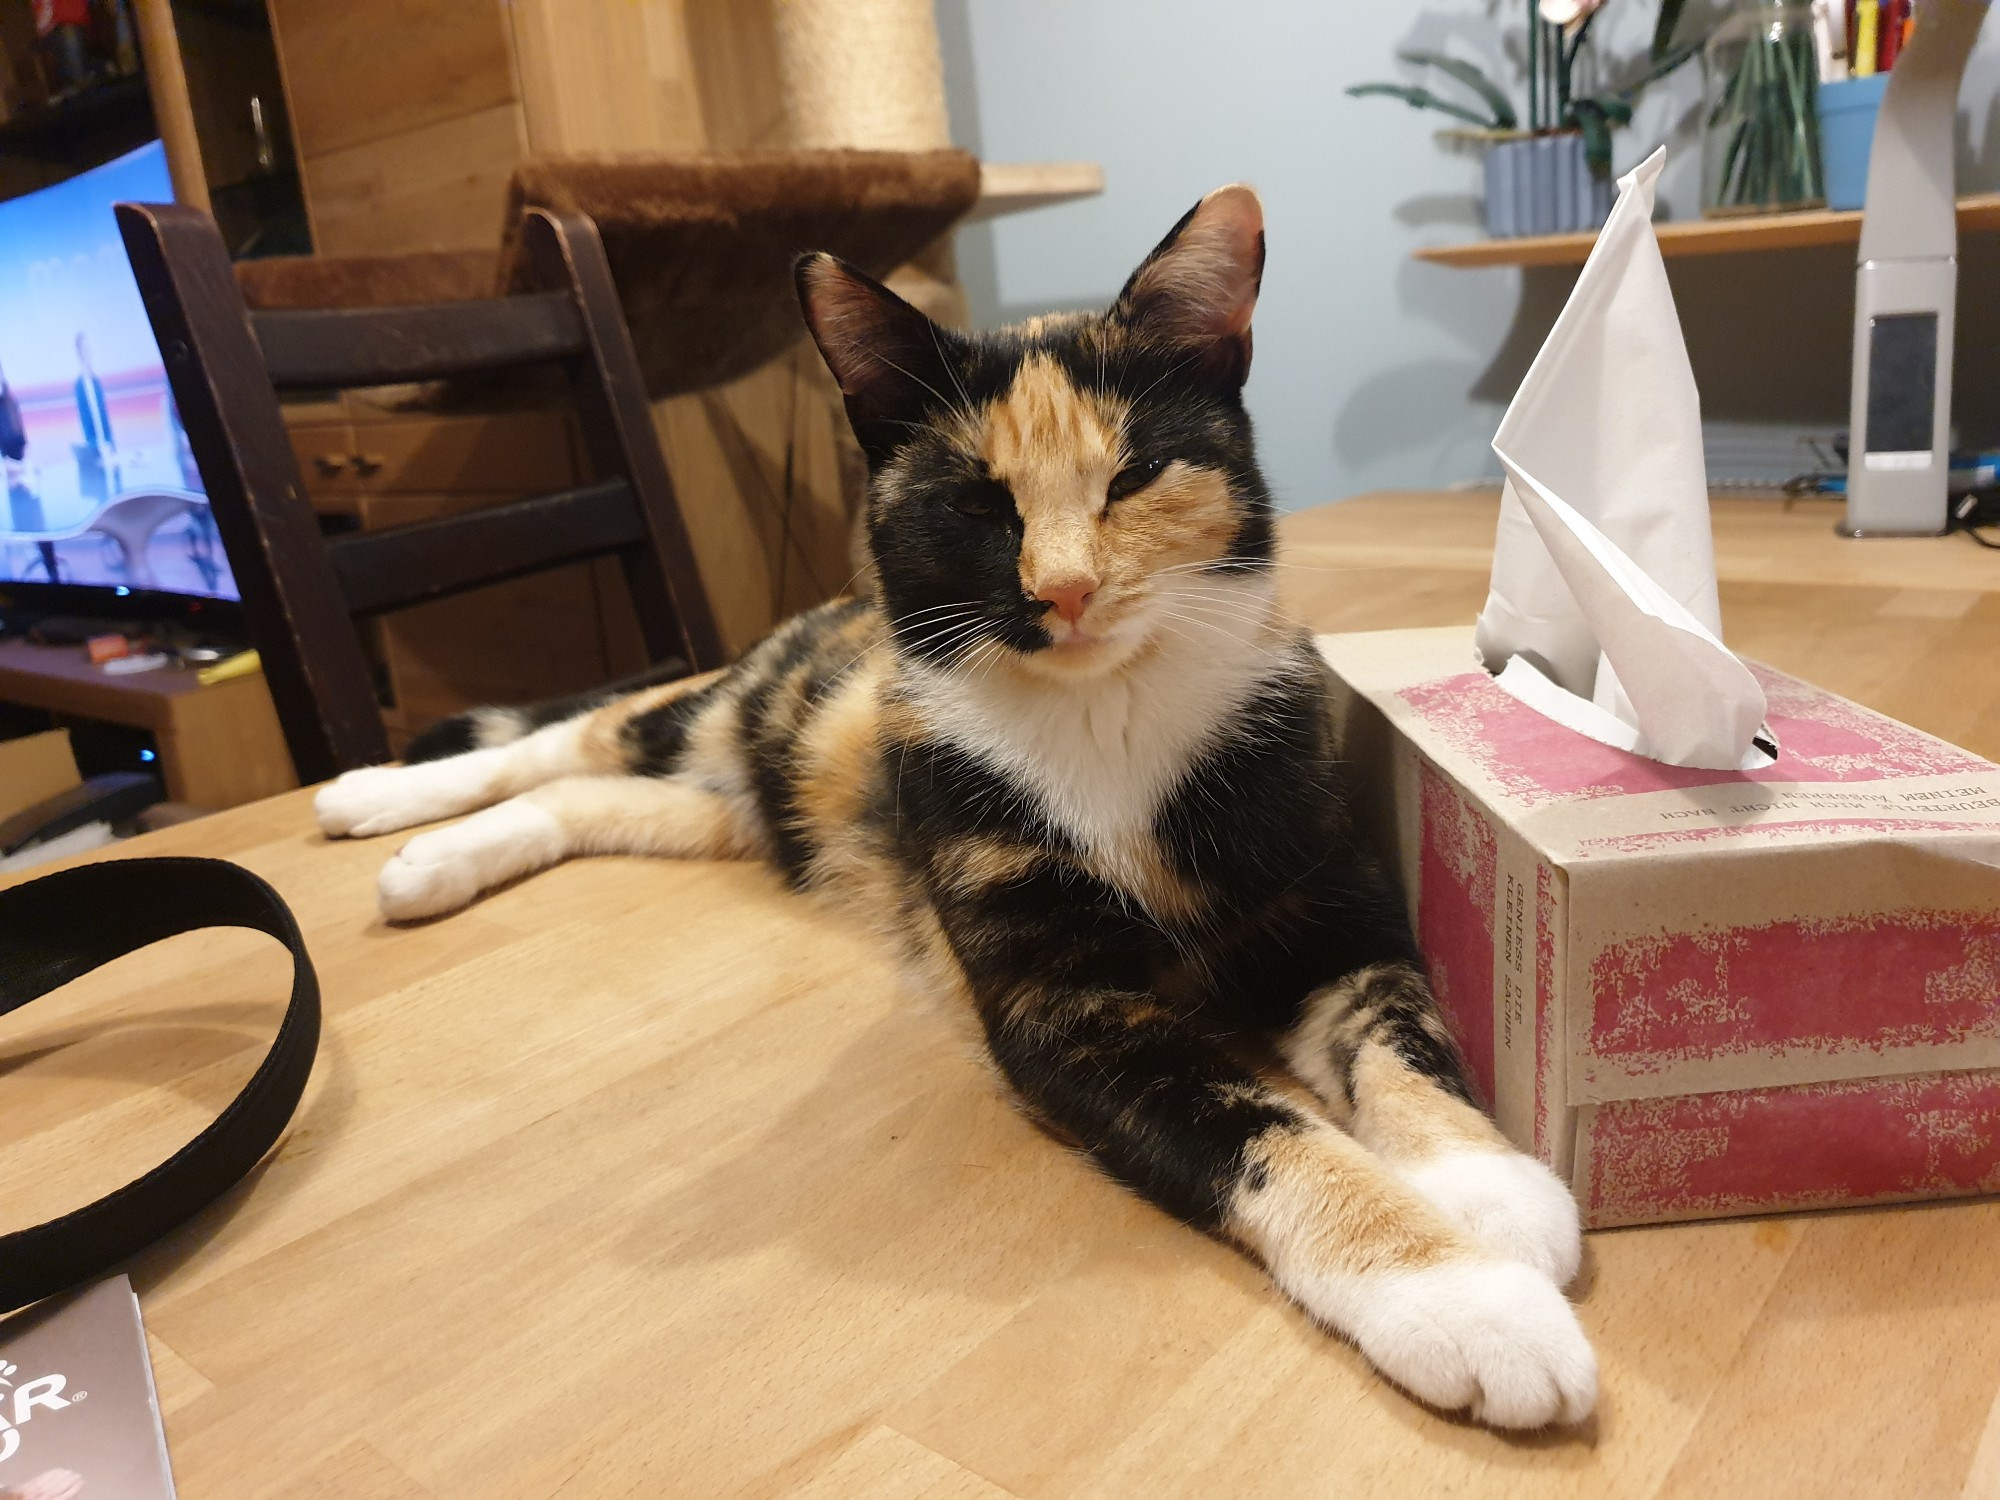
(796, 185, 1274, 679)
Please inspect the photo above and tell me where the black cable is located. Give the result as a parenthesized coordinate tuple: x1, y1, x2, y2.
(1949, 492, 2000, 548)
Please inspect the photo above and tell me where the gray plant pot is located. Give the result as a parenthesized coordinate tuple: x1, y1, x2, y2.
(1484, 132, 1613, 238)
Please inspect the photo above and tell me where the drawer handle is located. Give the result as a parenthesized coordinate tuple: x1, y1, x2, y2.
(312, 454, 348, 476)
(351, 454, 384, 477)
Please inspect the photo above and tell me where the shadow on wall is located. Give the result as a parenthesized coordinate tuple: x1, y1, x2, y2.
(1393, 239, 2000, 458)
(1332, 240, 1512, 482)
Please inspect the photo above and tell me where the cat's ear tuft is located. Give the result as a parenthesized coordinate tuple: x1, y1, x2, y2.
(1111, 184, 1265, 385)
(796, 253, 953, 457)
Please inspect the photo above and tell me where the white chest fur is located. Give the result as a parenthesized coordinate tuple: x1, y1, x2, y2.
(903, 578, 1292, 878)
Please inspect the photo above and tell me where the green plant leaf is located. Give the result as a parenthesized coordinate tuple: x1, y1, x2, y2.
(1397, 49, 1518, 130)
(1615, 37, 1705, 98)
(1344, 82, 1500, 128)
(1652, 0, 1689, 60)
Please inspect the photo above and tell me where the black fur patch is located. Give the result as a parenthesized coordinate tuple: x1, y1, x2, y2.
(622, 688, 714, 778)
(403, 713, 483, 765)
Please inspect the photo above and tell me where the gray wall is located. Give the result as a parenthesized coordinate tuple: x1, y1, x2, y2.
(939, 0, 2000, 510)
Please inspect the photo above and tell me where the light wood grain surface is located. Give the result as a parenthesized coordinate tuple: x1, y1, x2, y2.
(6, 491, 2000, 1498)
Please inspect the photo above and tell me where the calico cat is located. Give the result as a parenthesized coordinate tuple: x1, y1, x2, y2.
(315, 186, 1597, 1428)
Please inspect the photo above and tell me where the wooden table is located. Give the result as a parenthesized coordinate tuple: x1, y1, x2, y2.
(5, 490, 1999, 1498)
(0, 637, 295, 809)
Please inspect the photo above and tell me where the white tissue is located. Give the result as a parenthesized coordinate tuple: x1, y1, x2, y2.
(1474, 148, 1774, 772)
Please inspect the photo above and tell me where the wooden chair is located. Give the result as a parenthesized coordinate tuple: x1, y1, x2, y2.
(115, 203, 726, 785)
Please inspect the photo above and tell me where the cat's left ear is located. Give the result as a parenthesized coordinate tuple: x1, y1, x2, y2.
(1111, 184, 1265, 388)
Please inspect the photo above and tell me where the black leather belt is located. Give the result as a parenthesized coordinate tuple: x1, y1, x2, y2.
(0, 857, 320, 1313)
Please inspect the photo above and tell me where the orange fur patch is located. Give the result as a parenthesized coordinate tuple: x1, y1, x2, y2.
(794, 656, 890, 846)
(979, 354, 1124, 599)
(1348, 1042, 1509, 1164)
(1231, 1121, 1465, 1278)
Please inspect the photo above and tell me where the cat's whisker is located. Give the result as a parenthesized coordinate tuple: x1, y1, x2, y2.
(1147, 557, 1385, 581)
(1147, 590, 1282, 632)
(901, 614, 998, 662)
(891, 603, 983, 636)
(1125, 348, 1203, 409)
(860, 348, 960, 417)
(893, 599, 988, 625)
(1146, 613, 1287, 667)
(929, 323, 975, 414)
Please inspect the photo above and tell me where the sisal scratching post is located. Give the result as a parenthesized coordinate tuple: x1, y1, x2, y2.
(773, 0, 952, 151)
(772, 0, 967, 587)
(773, 0, 965, 329)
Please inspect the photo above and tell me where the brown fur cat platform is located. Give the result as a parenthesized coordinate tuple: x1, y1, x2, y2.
(315, 186, 1597, 1429)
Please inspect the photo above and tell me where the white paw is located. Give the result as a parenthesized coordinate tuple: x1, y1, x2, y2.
(1345, 1260, 1597, 1429)
(315, 756, 498, 839)
(377, 841, 484, 921)
(1399, 1149, 1583, 1287)
(376, 801, 562, 921)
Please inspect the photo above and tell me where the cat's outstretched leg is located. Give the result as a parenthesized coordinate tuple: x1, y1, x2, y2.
(978, 990, 1595, 1427)
(1281, 962, 1583, 1288)
(315, 717, 599, 839)
(936, 860, 1594, 1428)
(375, 774, 760, 921)
(315, 676, 713, 839)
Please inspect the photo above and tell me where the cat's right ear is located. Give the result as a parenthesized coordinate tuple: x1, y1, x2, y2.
(796, 254, 954, 458)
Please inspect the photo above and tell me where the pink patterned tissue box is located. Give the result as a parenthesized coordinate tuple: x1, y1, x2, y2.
(1320, 627, 2000, 1228)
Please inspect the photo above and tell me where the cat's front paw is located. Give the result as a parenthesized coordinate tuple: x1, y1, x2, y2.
(377, 839, 485, 922)
(376, 801, 563, 921)
(317, 765, 441, 838)
(1399, 1149, 1582, 1287)
(316, 758, 494, 839)
(1346, 1260, 1597, 1429)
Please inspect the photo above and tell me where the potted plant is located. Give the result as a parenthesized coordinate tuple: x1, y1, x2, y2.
(1349, 0, 1704, 237)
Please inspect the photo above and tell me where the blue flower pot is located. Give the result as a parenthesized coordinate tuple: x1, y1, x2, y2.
(1483, 132, 1613, 239)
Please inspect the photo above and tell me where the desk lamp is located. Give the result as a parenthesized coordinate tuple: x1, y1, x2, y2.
(1843, 0, 1991, 535)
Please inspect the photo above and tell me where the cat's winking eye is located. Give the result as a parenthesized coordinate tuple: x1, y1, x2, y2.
(1106, 455, 1168, 503)
(948, 477, 1013, 522)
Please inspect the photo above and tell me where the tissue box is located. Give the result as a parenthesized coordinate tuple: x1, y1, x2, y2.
(1321, 626, 2000, 1228)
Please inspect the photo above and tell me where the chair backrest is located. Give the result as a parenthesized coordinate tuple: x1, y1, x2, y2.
(115, 203, 724, 783)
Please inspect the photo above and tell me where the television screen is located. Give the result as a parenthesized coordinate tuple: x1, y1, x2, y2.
(0, 141, 235, 601)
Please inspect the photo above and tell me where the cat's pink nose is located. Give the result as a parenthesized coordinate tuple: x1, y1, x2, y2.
(1036, 577, 1097, 626)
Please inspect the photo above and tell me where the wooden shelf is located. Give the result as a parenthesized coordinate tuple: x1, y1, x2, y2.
(0, 637, 294, 808)
(968, 162, 1106, 222)
(1413, 192, 2000, 268)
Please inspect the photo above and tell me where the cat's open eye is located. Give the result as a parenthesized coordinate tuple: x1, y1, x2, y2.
(948, 478, 1012, 521)
(1106, 455, 1168, 503)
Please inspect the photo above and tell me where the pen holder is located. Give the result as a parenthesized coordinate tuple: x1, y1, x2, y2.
(1817, 73, 1889, 210)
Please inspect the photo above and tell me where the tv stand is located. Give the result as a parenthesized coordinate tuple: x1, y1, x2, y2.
(0, 638, 295, 809)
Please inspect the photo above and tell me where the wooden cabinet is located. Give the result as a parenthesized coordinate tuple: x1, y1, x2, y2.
(286, 396, 646, 748)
